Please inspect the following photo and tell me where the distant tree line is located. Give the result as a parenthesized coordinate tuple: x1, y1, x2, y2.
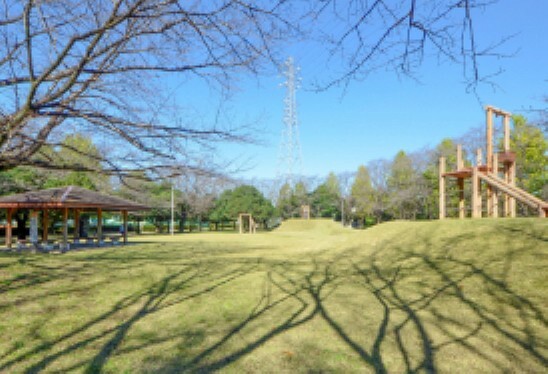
(0, 114, 545, 231)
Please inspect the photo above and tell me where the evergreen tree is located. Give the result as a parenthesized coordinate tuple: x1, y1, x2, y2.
(387, 151, 420, 219)
(210, 185, 275, 228)
(350, 165, 374, 226)
(509, 115, 548, 200)
(311, 172, 341, 218)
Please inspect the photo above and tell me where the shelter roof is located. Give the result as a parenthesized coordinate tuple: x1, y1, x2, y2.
(0, 186, 149, 211)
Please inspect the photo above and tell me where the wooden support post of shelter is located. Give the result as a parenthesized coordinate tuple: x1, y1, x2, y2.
(122, 210, 128, 244)
(439, 157, 446, 220)
(97, 208, 103, 246)
(5, 208, 14, 249)
(73, 208, 80, 241)
(42, 209, 49, 242)
(62, 207, 69, 250)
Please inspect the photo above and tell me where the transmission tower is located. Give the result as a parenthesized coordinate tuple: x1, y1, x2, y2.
(278, 56, 302, 187)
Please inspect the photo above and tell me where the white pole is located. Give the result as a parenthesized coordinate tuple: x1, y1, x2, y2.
(341, 198, 344, 226)
(170, 184, 174, 235)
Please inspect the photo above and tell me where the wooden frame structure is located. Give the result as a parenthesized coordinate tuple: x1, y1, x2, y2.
(300, 205, 310, 220)
(439, 106, 547, 219)
(0, 186, 148, 249)
(238, 213, 256, 234)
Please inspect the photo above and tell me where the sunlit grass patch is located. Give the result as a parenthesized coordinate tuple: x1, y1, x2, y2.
(0, 218, 546, 372)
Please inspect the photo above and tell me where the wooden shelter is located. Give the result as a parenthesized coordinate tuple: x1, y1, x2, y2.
(0, 186, 148, 249)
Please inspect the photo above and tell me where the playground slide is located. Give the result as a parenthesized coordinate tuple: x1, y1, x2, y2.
(478, 172, 548, 214)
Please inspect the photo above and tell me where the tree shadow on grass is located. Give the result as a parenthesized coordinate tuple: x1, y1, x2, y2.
(0, 258, 259, 373)
(181, 238, 546, 373)
(2, 226, 546, 373)
(177, 257, 437, 373)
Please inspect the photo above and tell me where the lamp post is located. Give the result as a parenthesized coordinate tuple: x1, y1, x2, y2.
(170, 183, 174, 235)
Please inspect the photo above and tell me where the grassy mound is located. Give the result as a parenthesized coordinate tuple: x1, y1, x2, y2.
(275, 218, 344, 232)
(0, 218, 546, 372)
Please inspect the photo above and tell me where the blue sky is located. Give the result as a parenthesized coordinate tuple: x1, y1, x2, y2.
(179, 0, 547, 181)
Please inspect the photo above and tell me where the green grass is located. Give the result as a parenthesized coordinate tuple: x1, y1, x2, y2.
(0, 218, 546, 373)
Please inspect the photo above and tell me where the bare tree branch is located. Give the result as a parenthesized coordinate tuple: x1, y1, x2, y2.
(0, 0, 295, 178)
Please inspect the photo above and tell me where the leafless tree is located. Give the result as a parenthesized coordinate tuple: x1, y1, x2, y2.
(316, 0, 506, 90)
(367, 158, 390, 222)
(0, 0, 297, 177)
(1, 0, 503, 180)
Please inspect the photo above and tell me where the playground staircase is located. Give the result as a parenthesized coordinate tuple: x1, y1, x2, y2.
(478, 172, 548, 217)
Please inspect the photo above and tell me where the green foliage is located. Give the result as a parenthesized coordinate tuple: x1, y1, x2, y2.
(509, 115, 548, 199)
(209, 185, 275, 226)
(276, 183, 294, 219)
(0, 133, 108, 194)
(276, 181, 309, 219)
(117, 173, 183, 232)
(387, 151, 421, 219)
(350, 165, 374, 224)
(422, 138, 462, 219)
(311, 172, 341, 218)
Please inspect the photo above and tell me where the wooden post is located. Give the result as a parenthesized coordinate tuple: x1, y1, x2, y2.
(486, 108, 494, 217)
(62, 207, 69, 249)
(457, 144, 463, 170)
(122, 210, 128, 244)
(476, 148, 483, 167)
(97, 208, 103, 245)
(475, 148, 484, 218)
(486, 106, 493, 169)
(491, 153, 499, 218)
(472, 167, 481, 218)
(487, 185, 493, 217)
(504, 162, 510, 217)
(458, 178, 465, 219)
(503, 114, 510, 151)
(439, 157, 446, 220)
(503, 113, 512, 217)
(73, 209, 80, 241)
(6, 208, 13, 249)
(509, 161, 516, 217)
(42, 209, 49, 242)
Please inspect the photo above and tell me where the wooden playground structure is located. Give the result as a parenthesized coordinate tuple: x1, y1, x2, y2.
(439, 105, 548, 219)
(238, 213, 257, 234)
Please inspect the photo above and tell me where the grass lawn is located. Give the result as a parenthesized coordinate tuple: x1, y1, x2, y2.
(0, 218, 546, 373)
